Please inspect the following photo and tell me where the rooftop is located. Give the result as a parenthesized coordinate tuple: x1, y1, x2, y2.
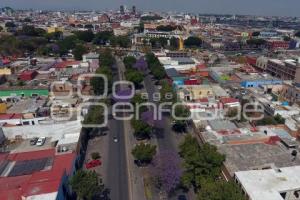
(235, 166, 300, 200)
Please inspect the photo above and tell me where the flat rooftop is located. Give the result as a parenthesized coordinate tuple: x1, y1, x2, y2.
(200, 126, 300, 176)
(235, 166, 300, 200)
(219, 142, 300, 176)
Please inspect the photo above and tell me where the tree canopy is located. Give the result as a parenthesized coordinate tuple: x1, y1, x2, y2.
(184, 36, 202, 48)
(74, 30, 95, 42)
(179, 135, 244, 200)
(123, 56, 137, 69)
(131, 119, 152, 139)
(179, 135, 225, 189)
(141, 15, 163, 21)
(246, 38, 267, 46)
(145, 53, 166, 80)
(151, 150, 182, 193)
(69, 170, 104, 200)
(255, 114, 285, 126)
(132, 143, 156, 164)
(156, 25, 176, 32)
(125, 68, 144, 87)
(5, 21, 16, 28)
(73, 44, 87, 60)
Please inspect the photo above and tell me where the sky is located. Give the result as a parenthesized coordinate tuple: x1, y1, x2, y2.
(1, 0, 300, 17)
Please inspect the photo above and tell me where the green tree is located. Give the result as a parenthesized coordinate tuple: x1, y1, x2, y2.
(252, 31, 260, 37)
(17, 25, 46, 37)
(123, 56, 137, 69)
(57, 35, 78, 55)
(83, 105, 105, 125)
(90, 65, 113, 95)
(119, 35, 131, 48)
(93, 31, 114, 45)
(179, 135, 225, 190)
(99, 48, 114, 66)
(132, 143, 156, 163)
(145, 53, 166, 80)
(91, 152, 101, 160)
(255, 114, 285, 126)
(73, 44, 87, 60)
(246, 38, 266, 46)
(160, 80, 175, 103)
(23, 17, 31, 22)
(125, 69, 143, 87)
(0, 26, 3, 32)
(170, 37, 179, 50)
(5, 22, 16, 28)
(69, 170, 104, 200)
(197, 179, 245, 200)
(184, 36, 202, 48)
(131, 94, 147, 105)
(74, 30, 95, 42)
(173, 105, 191, 132)
(131, 119, 152, 139)
(156, 25, 176, 32)
(283, 36, 291, 41)
(45, 31, 62, 41)
(141, 15, 163, 21)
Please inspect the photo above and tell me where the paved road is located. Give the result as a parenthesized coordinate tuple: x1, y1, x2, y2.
(105, 59, 129, 200)
(143, 74, 179, 151)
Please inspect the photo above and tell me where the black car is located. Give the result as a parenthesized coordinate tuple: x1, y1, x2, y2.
(178, 195, 187, 200)
(30, 137, 38, 145)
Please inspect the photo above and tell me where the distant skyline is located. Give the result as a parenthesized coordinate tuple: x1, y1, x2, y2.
(1, 0, 300, 17)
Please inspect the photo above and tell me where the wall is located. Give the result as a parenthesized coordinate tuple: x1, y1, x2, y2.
(0, 68, 11, 75)
(0, 89, 49, 99)
(241, 79, 283, 88)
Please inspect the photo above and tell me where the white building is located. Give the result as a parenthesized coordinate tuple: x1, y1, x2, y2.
(235, 166, 300, 200)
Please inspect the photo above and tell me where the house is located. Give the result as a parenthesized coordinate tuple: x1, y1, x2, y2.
(0, 149, 76, 200)
(18, 70, 38, 81)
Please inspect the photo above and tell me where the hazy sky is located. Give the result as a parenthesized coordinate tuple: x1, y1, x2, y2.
(1, 0, 300, 17)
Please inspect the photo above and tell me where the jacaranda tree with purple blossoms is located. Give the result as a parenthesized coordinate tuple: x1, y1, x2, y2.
(133, 57, 148, 73)
(151, 150, 182, 194)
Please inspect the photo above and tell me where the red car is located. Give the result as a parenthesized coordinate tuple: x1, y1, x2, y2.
(85, 159, 101, 169)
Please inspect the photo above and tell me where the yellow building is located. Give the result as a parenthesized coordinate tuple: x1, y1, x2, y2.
(178, 85, 214, 101)
(47, 27, 64, 34)
(0, 103, 7, 114)
(0, 67, 11, 75)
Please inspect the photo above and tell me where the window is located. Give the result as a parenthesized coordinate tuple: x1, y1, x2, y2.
(280, 192, 286, 199)
(23, 121, 30, 125)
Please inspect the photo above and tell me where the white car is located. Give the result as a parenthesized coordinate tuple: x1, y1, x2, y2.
(36, 137, 46, 146)
(113, 136, 118, 143)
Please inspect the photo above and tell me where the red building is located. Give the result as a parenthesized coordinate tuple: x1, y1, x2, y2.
(18, 70, 38, 81)
(0, 148, 76, 200)
(267, 40, 290, 50)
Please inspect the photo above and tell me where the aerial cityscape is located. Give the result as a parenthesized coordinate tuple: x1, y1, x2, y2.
(0, 3, 299, 200)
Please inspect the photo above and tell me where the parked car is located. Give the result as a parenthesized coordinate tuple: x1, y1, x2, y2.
(85, 159, 101, 169)
(113, 136, 118, 143)
(177, 195, 187, 200)
(36, 137, 46, 146)
(30, 137, 38, 146)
